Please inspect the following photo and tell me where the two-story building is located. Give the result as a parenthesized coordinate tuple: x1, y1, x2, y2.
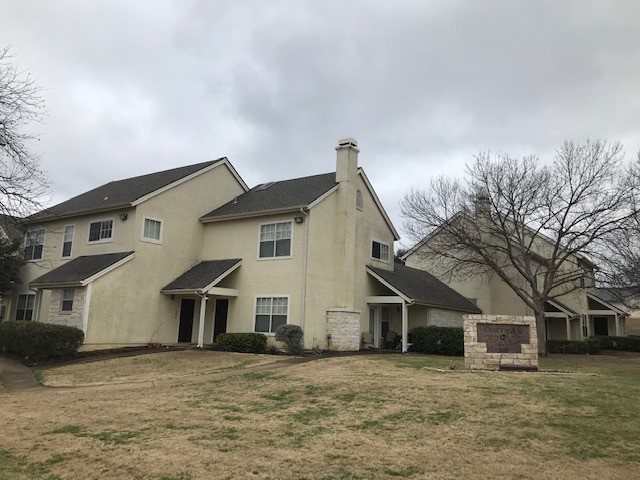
(12, 138, 480, 351)
(402, 213, 629, 341)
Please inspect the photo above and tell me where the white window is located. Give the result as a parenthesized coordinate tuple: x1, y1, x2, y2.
(259, 221, 292, 258)
(61, 289, 74, 312)
(371, 239, 390, 262)
(16, 294, 35, 321)
(255, 296, 289, 333)
(62, 225, 74, 258)
(88, 219, 113, 243)
(142, 217, 163, 243)
(25, 229, 45, 260)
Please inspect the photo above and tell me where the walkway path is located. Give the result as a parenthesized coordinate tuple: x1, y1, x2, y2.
(0, 354, 316, 393)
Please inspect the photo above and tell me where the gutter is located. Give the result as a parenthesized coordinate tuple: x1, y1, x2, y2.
(299, 207, 309, 333)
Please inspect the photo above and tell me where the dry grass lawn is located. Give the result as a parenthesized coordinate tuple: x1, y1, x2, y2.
(1, 351, 639, 480)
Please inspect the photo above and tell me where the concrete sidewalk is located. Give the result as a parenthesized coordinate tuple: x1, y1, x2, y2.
(0, 356, 43, 391)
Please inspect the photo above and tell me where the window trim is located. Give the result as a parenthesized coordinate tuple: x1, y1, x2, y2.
(257, 220, 293, 260)
(61, 288, 74, 313)
(253, 295, 290, 335)
(25, 228, 45, 262)
(61, 224, 75, 258)
(371, 238, 391, 263)
(141, 216, 164, 244)
(87, 218, 115, 244)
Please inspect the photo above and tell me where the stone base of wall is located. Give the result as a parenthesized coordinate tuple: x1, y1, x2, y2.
(464, 314, 538, 371)
(46, 287, 86, 331)
(326, 308, 361, 351)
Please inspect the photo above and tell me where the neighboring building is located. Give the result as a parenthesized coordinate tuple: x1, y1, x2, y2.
(13, 139, 479, 351)
(402, 214, 629, 341)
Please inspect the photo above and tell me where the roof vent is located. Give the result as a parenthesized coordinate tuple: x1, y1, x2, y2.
(256, 181, 277, 191)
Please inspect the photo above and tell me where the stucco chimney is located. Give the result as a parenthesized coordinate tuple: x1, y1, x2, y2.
(335, 137, 359, 183)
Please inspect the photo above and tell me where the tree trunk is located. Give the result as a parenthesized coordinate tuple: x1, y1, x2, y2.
(534, 306, 547, 354)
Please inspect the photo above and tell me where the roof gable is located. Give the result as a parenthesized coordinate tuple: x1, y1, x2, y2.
(29, 159, 235, 222)
(29, 251, 134, 288)
(367, 263, 481, 313)
(201, 172, 338, 221)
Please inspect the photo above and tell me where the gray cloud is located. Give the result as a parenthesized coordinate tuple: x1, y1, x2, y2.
(2, 0, 640, 246)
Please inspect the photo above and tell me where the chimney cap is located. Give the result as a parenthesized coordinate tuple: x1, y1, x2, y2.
(337, 137, 358, 149)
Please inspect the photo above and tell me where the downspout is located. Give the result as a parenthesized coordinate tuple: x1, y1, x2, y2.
(299, 207, 309, 334)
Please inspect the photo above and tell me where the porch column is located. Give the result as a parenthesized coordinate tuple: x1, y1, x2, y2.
(401, 301, 408, 353)
(615, 313, 621, 336)
(565, 316, 571, 341)
(586, 315, 592, 338)
(197, 295, 208, 348)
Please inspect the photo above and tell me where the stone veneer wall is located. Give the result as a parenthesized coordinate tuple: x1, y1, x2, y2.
(326, 308, 361, 351)
(464, 314, 538, 370)
(46, 287, 86, 331)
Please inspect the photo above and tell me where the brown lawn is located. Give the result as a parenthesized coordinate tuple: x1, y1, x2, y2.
(1, 351, 639, 480)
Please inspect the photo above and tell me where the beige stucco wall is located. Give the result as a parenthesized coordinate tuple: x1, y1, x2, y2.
(18, 163, 245, 343)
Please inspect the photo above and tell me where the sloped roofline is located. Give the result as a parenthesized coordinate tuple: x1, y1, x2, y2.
(358, 168, 400, 241)
(27, 159, 248, 224)
(587, 292, 627, 315)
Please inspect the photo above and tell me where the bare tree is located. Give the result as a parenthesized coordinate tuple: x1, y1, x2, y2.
(401, 140, 636, 352)
(0, 46, 48, 218)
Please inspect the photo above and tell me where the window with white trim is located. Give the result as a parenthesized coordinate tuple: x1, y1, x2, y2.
(371, 240, 390, 262)
(581, 315, 588, 338)
(356, 189, 364, 211)
(25, 229, 45, 260)
(255, 297, 288, 333)
(61, 289, 74, 312)
(259, 221, 292, 258)
(88, 219, 113, 243)
(142, 217, 163, 243)
(16, 294, 35, 321)
(62, 225, 74, 258)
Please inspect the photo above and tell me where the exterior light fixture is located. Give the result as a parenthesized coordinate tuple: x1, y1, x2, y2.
(119, 213, 128, 221)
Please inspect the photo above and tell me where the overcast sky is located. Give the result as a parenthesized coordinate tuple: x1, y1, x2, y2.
(3, 1, 640, 247)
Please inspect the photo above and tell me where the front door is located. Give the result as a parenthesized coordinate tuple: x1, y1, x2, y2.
(213, 299, 229, 342)
(593, 317, 609, 336)
(178, 299, 195, 342)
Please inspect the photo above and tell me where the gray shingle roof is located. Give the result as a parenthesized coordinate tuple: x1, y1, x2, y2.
(29, 251, 134, 287)
(161, 259, 242, 292)
(201, 172, 337, 220)
(29, 159, 224, 222)
(367, 263, 482, 313)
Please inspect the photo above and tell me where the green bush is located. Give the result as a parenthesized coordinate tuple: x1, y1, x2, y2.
(593, 335, 640, 352)
(410, 326, 464, 356)
(274, 324, 303, 356)
(0, 321, 84, 361)
(216, 333, 267, 353)
(546, 338, 601, 354)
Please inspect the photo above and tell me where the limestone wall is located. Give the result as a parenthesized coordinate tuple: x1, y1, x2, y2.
(326, 309, 360, 351)
(464, 314, 538, 371)
(46, 287, 86, 331)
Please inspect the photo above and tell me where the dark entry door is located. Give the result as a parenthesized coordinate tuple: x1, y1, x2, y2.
(593, 317, 608, 336)
(178, 299, 195, 342)
(213, 299, 229, 342)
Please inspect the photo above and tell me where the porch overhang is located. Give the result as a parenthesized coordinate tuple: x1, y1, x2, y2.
(160, 259, 241, 295)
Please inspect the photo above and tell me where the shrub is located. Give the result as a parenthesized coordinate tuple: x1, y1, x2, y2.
(274, 324, 303, 356)
(410, 326, 464, 356)
(546, 338, 601, 354)
(0, 321, 84, 361)
(216, 333, 267, 353)
(593, 335, 640, 352)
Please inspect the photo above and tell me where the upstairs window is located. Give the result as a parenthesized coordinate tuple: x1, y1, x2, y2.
(88, 219, 113, 243)
(142, 217, 163, 243)
(61, 289, 74, 312)
(62, 225, 74, 258)
(16, 294, 35, 321)
(259, 221, 292, 258)
(371, 239, 390, 262)
(255, 296, 289, 333)
(25, 229, 45, 260)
